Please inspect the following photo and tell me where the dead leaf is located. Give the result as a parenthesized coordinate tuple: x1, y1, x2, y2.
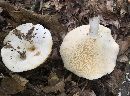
(48, 72, 60, 86)
(1, 74, 28, 94)
(100, 15, 120, 28)
(0, 88, 9, 96)
(118, 40, 129, 55)
(0, 7, 3, 13)
(57, 92, 67, 96)
(117, 55, 128, 62)
(120, 8, 127, 17)
(52, 0, 63, 11)
(65, 74, 72, 82)
(67, 86, 81, 96)
(126, 36, 130, 45)
(106, 0, 114, 12)
(42, 80, 65, 93)
(43, 1, 51, 8)
(11, 74, 28, 87)
(51, 48, 60, 60)
(43, 0, 63, 11)
(80, 90, 96, 96)
(73, 92, 80, 96)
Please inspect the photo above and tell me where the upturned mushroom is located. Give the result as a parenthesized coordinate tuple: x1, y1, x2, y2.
(1, 23, 53, 72)
(60, 16, 119, 80)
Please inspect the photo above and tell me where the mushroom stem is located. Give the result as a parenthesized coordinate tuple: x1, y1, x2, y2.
(89, 16, 100, 36)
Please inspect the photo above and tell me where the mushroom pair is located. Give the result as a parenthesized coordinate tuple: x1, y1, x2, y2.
(1, 16, 119, 80)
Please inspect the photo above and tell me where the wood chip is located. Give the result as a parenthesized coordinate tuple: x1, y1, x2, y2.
(1, 74, 28, 95)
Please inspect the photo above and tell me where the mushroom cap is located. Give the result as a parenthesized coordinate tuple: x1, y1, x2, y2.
(1, 23, 53, 72)
(60, 25, 119, 80)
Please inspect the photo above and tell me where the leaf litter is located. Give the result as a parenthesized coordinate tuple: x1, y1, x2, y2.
(0, 0, 130, 96)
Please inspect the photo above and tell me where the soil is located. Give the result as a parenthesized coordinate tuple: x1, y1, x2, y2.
(0, 0, 130, 96)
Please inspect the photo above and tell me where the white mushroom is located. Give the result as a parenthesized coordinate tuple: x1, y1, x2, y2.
(60, 16, 119, 80)
(1, 23, 53, 72)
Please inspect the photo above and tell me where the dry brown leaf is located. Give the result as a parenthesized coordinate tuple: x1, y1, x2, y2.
(43, 0, 63, 11)
(51, 48, 60, 60)
(42, 1, 51, 8)
(42, 80, 65, 93)
(67, 86, 81, 96)
(120, 8, 126, 16)
(48, 72, 60, 86)
(73, 92, 80, 96)
(57, 92, 67, 96)
(100, 15, 120, 28)
(65, 74, 72, 82)
(0, 88, 9, 96)
(118, 40, 129, 55)
(126, 36, 130, 45)
(117, 55, 129, 62)
(11, 74, 28, 87)
(0, 7, 3, 13)
(1, 74, 28, 95)
(106, 0, 114, 12)
(52, 0, 63, 11)
(80, 90, 96, 96)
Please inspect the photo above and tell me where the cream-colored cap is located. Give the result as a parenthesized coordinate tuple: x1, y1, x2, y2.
(60, 25, 119, 80)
